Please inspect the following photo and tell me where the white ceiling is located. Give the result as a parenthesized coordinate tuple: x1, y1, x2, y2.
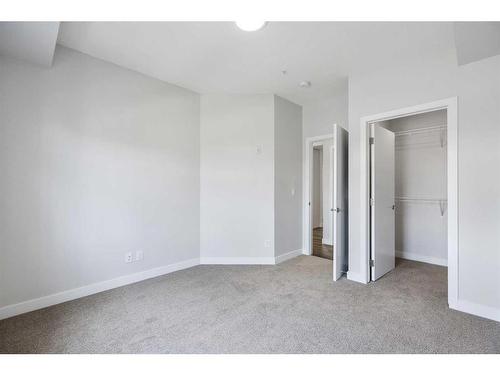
(0, 22, 59, 67)
(57, 22, 457, 104)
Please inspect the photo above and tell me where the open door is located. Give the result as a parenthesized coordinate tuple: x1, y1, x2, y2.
(332, 124, 348, 281)
(370, 124, 395, 281)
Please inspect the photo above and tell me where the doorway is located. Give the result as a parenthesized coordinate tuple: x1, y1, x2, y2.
(304, 124, 349, 281)
(359, 98, 458, 307)
(312, 143, 333, 260)
(370, 109, 448, 280)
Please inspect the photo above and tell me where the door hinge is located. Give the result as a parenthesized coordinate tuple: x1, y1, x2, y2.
(308, 201, 311, 206)
(370, 198, 374, 206)
(370, 259, 375, 267)
(369, 137, 374, 145)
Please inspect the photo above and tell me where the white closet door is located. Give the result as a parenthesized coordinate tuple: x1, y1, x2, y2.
(371, 124, 395, 281)
(333, 124, 348, 281)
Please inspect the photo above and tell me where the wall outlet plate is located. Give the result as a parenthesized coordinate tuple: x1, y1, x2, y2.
(125, 252, 133, 263)
(135, 250, 144, 261)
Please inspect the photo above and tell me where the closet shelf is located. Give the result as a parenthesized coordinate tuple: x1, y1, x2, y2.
(395, 125, 447, 148)
(395, 197, 446, 202)
(394, 125, 446, 137)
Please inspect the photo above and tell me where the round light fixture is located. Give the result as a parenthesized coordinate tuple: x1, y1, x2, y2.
(235, 21, 267, 32)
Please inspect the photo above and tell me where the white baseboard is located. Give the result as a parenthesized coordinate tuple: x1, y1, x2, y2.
(200, 257, 276, 265)
(0, 258, 200, 321)
(450, 299, 500, 322)
(396, 250, 447, 267)
(275, 249, 303, 264)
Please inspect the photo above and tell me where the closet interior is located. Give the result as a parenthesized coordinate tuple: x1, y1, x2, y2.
(382, 109, 448, 267)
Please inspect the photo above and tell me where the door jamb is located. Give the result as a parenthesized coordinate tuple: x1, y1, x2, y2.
(356, 97, 458, 308)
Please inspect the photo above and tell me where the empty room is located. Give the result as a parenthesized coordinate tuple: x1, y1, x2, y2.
(1, 2, 500, 368)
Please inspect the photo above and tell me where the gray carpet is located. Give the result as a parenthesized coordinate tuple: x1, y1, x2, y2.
(0, 256, 499, 353)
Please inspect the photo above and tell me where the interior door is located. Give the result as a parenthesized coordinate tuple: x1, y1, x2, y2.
(370, 124, 395, 281)
(332, 124, 348, 281)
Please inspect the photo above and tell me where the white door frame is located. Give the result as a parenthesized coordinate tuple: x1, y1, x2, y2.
(357, 97, 458, 307)
(303, 132, 334, 256)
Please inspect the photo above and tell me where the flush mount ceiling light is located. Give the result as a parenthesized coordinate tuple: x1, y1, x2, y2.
(299, 81, 312, 88)
(235, 21, 267, 32)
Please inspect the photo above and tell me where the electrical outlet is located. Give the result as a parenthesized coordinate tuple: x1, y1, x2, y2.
(135, 250, 144, 261)
(125, 252, 133, 263)
(264, 240, 271, 248)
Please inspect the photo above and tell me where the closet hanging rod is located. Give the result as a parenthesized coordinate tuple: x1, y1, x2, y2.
(395, 197, 447, 203)
(395, 197, 447, 216)
(395, 125, 446, 137)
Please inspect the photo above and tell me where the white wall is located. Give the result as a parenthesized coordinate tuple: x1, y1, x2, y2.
(348, 50, 500, 319)
(274, 96, 303, 257)
(0, 47, 201, 309)
(385, 110, 448, 266)
(0, 22, 60, 67)
(200, 94, 275, 262)
(456, 55, 500, 317)
(303, 89, 348, 139)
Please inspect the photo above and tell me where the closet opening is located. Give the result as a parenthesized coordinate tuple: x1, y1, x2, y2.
(370, 109, 448, 281)
(358, 97, 458, 308)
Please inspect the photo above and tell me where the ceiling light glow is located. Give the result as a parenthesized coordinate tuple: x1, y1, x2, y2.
(235, 21, 267, 32)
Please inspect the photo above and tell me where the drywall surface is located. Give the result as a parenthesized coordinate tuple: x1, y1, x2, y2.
(0, 47, 201, 308)
(274, 95, 302, 257)
(0, 22, 60, 67)
(385, 111, 448, 265)
(454, 22, 500, 66)
(348, 50, 500, 314)
(456, 55, 500, 313)
(200, 94, 275, 261)
(303, 90, 348, 139)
